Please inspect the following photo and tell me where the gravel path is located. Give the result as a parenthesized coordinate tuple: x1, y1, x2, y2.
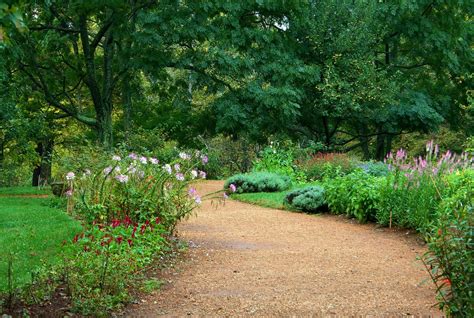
(126, 181, 441, 317)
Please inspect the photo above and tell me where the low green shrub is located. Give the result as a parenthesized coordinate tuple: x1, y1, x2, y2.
(357, 161, 389, 176)
(284, 186, 326, 213)
(224, 172, 291, 193)
(323, 171, 383, 223)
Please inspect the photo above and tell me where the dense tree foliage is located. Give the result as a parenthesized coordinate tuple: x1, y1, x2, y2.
(0, 0, 472, 184)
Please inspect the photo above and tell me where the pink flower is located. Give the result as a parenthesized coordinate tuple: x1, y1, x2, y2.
(66, 172, 75, 181)
(176, 173, 185, 181)
(223, 193, 228, 199)
(201, 155, 209, 164)
(199, 171, 206, 179)
(65, 189, 73, 197)
(139, 156, 148, 164)
(229, 184, 237, 193)
(115, 174, 129, 183)
(128, 153, 138, 160)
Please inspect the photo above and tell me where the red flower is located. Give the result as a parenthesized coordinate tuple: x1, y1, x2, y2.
(155, 217, 161, 224)
(442, 278, 451, 286)
(140, 224, 146, 234)
(145, 220, 150, 226)
(123, 216, 132, 226)
(72, 234, 79, 243)
(116, 236, 123, 244)
(127, 239, 133, 247)
(132, 226, 137, 238)
(112, 219, 121, 228)
(83, 245, 90, 252)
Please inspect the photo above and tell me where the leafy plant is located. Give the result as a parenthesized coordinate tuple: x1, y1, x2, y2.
(323, 171, 383, 223)
(298, 152, 357, 181)
(284, 186, 326, 213)
(252, 142, 305, 183)
(224, 172, 291, 194)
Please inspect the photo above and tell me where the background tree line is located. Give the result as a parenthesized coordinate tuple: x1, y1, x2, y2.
(0, 0, 472, 185)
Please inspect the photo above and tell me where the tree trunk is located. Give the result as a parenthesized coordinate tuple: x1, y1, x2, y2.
(122, 77, 132, 144)
(375, 129, 386, 161)
(32, 138, 54, 186)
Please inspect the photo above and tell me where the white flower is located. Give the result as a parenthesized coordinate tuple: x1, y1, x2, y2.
(179, 152, 190, 160)
(163, 164, 172, 174)
(190, 170, 198, 179)
(175, 173, 185, 181)
(66, 172, 75, 180)
(174, 163, 181, 171)
(149, 157, 159, 165)
(112, 155, 121, 161)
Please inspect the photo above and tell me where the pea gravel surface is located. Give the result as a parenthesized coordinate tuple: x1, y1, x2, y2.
(125, 181, 441, 317)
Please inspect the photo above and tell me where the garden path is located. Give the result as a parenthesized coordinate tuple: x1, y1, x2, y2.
(125, 180, 441, 317)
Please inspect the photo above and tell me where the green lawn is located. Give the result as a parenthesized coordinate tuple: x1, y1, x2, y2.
(0, 186, 51, 196)
(231, 182, 320, 211)
(0, 189, 81, 292)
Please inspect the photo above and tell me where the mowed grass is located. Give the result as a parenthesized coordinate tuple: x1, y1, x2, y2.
(0, 189, 81, 292)
(0, 186, 51, 196)
(231, 181, 321, 211)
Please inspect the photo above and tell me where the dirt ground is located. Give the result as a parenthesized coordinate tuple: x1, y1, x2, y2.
(124, 180, 442, 317)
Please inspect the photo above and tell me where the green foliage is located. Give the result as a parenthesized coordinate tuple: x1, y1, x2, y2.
(200, 135, 258, 179)
(422, 169, 474, 316)
(323, 171, 383, 223)
(253, 143, 305, 183)
(225, 172, 291, 194)
(284, 186, 326, 213)
(298, 152, 357, 181)
(357, 162, 390, 177)
(63, 217, 168, 315)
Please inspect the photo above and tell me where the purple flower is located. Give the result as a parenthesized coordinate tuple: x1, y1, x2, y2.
(199, 171, 206, 179)
(128, 153, 138, 160)
(188, 187, 197, 196)
(194, 195, 202, 204)
(174, 163, 181, 171)
(112, 155, 121, 161)
(229, 184, 237, 193)
(149, 157, 159, 165)
(115, 174, 129, 183)
(65, 189, 73, 197)
(201, 155, 209, 164)
(139, 156, 148, 164)
(223, 193, 228, 199)
(66, 172, 75, 181)
(103, 166, 113, 175)
(176, 173, 185, 181)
